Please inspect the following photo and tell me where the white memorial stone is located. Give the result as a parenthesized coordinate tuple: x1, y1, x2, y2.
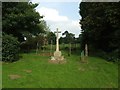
(50, 28, 65, 63)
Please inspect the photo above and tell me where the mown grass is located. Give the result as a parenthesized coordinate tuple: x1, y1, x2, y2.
(2, 51, 118, 88)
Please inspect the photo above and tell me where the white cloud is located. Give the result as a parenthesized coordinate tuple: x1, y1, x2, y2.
(71, 20, 80, 27)
(36, 7, 81, 37)
(37, 7, 68, 22)
(47, 20, 81, 37)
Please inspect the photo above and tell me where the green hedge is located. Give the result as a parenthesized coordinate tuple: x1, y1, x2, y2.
(2, 34, 20, 62)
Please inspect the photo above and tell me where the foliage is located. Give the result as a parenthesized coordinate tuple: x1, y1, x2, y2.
(20, 33, 36, 53)
(2, 33, 20, 62)
(60, 31, 75, 44)
(2, 2, 50, 54)
(38, 20, 50, 34)
(20, 33, 46, 53)
(2, 2, 44, 42)
(79, 2, 120, 61)
(47, 31, 56, 45)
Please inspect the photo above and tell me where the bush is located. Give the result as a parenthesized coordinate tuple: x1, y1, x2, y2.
(90, 49, 120, 63)
(2, 34, 20, 62)
(20, 39, 37, 53)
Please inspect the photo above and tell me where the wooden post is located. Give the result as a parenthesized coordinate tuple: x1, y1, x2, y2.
(50, 40, 53, 56)
(36, 42, 38, 54)
(42, 39, 45, 56)
(85, 44, 88, 62)
(85, 44, 88, 57)
(81, 50, 85, 62)
(69, 43, 71, 56)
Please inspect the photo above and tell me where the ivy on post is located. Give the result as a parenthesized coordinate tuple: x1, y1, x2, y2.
(85, 44, 88, 63)
(80, 44, 88, 63)
(80, 50, 85, 63)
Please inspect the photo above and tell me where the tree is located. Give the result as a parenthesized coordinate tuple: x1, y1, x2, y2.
(79, 2, 120, 61)
(2, 2, 51, 56)
(38, 20, 50, 34)
(47, 32, 56, 45)
(62, 31, 75, 44)
(2, 2, 44, 42)
(61, 31, 75, 56)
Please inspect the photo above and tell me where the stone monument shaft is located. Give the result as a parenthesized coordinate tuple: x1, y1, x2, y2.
(55, 28, 61, 51)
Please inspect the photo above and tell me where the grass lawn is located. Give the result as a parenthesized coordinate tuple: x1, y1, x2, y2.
(2, 51, 118, 88)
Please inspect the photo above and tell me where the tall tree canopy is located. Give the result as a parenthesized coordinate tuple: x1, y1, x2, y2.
(60, 31, 75, 44)
(79, 2, 120, 60)
(2, 2, 44, 42)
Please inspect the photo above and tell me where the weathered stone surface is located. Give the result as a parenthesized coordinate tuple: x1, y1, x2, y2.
(49, 59, 66, 64)
(54, 51, 61, 57)
(9, 74, 21, 80)
(51, 56, 56, 60)
(50, 55, 64, 61)
(23, 69, 32, 73)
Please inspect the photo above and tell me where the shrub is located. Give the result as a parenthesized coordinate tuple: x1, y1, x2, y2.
(20, 38, 37, 53)
(90, 49, 120, 63)
(2, 34, 20, 62)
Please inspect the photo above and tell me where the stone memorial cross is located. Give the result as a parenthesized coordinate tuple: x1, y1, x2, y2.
(54, 28, 61, 52)
(49, 28, 65, 63)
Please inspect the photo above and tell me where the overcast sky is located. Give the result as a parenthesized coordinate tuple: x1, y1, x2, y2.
(30, 0, 82, 37)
